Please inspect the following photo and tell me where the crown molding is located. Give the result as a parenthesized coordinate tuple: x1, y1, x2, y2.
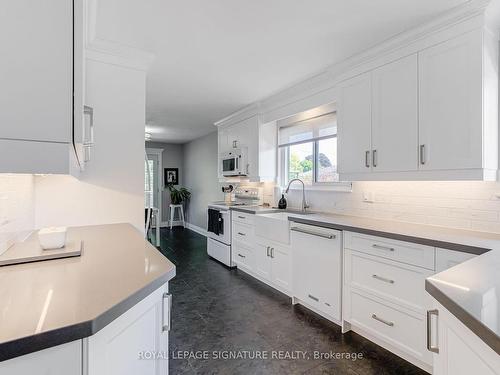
(214, 103, 261, 127)
(217, 0, 496, 125)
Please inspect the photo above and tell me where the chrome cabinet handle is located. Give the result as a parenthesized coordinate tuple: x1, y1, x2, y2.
(372, 244, 395, 252)
(427, 309, 439, 353)
(372, 149, 377, 167)
(308, 294, 319, 302)
(266, 246, 270, 257)
(237, 216, 245, 219)
(372, 274, 394, 284)
(237, 232, 246, 236)
(270, 248, 275, 258)
(365, 150, 371, 168)
(238, 253, 246, 258)
(372, 314, 394, 327)
(162, 293, 172, 332)
(290, 227, 336, 239)
(83, 106, 94, 162)
(420, 144, 426, 165)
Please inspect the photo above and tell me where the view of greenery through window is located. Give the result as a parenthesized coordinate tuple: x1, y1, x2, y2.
(287, 137, 338, 184)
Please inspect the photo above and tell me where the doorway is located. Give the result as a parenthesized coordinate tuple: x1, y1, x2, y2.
(145, 148, 163, 228)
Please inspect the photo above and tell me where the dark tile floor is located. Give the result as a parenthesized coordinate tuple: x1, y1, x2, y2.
(154, 227, 429, 375)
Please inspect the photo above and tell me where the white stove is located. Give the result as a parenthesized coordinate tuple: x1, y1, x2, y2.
(206, 187, 263, 267)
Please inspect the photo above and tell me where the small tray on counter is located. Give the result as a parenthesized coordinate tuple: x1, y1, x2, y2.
(0, 235, 82, 266)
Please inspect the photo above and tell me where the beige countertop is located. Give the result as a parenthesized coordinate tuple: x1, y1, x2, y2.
(0, 223, 176, 361)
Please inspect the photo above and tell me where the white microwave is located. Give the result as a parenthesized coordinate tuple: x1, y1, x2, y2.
(221, 148, 247, 177)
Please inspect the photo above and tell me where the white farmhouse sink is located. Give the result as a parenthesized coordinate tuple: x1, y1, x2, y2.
(254, 212, 291, 244)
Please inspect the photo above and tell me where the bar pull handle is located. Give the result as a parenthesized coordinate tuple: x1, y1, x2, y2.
(83, 106, 94, 162)
(372, 274, 395, 284)
(372, 244, 395, 252)
(420, 144, 426, 165)
(308, 294, 319, 302)
(427, 309, 439, 353)
(266, 246, 270, 257)
(237, 232, 246, 236)
(237, 253, 246, 259)
(162, 293, 172, 332)
(372, 149, 377, 167)
(270, 247, 275, 258)
(372, 314, 394, 327)
(290, 227, 336, 239)
(365, 150, 371, 168)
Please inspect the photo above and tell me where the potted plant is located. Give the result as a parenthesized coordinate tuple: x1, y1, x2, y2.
(167, 184, 191, 205)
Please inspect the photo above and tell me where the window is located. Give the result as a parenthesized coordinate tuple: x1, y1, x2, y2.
(278, 105, 350, 190)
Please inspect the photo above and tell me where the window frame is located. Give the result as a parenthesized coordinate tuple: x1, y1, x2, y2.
(277, 107, 351, 192)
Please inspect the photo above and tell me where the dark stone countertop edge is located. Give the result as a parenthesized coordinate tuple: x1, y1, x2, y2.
(0, 268, 176, 362)
(288, 216, 489, 255)
(425, 279, 500, 355)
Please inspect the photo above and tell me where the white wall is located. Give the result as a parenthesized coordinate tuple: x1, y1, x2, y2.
(284, 181, 500, 234)
(0, 174, 35, 254)
(183, 131, 222, 229)
(35, 59, 146, 231)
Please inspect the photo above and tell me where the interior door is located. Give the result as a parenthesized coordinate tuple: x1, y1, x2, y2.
(371, 54, 418, 172)
(145, 153, 160, 225)
(337, 72, 372, 175)
(0, 0, 73, 143)
(418, 29, 483, 171)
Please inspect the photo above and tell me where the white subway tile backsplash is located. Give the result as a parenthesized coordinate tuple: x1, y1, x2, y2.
(284, 181, 500, 234)
(0, 174, 35, 254)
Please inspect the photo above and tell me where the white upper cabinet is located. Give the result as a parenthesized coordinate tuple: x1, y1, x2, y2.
(418, 29, 484, 172)
(216, 113, 276, 182)
(338, 27, 498, 181)
(371, 54, 418, 173)
(0, 0, 85, 175)
(337, 72, 372, 175)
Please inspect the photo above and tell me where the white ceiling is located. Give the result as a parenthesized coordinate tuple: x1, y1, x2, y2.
(95, 0, 468, 143)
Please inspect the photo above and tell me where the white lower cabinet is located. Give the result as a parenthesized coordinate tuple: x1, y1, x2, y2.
(253, 237, 292, 294)
(291, 224, 342, 322)
(86, 284, 170, 375)
(430, 301, 500, 375)
(0, 284, 170, 375)
(343, 232, 479, 373)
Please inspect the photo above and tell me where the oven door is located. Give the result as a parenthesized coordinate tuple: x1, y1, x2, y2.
(207, 208, 231, 245)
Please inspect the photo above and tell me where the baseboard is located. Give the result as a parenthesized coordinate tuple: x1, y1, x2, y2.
(159, 221, 183, 228)
(185, 222, 208, 237)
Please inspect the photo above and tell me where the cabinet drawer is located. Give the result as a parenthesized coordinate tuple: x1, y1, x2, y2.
(349, 252, 432, 313)
(344, 232, 435, 270)
(232, 242, 254, 272)
(232, 222, 254, 246)
(350, 292, 431, 364)
(232, 212, 255, 225)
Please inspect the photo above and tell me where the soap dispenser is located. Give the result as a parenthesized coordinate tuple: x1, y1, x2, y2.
(278, 194, 287, 209)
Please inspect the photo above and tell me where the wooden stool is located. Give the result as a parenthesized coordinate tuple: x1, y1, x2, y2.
(169, 204, 185, 229)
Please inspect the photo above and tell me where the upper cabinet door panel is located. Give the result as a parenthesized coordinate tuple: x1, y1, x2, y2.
(418, 29, 483, 171)
(372, 54, 418, 172)
(0, 1, 73, 143)
(337, 72, 372, 174)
